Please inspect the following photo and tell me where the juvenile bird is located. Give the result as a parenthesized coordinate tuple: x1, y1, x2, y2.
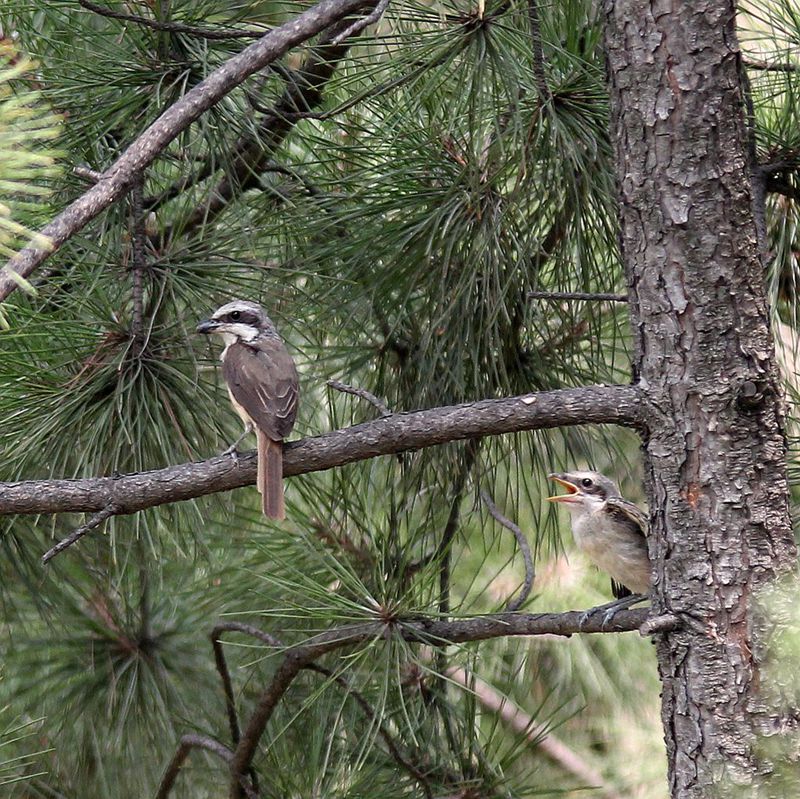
(547, 471, 650, 613)
(197, 300, 299, 520)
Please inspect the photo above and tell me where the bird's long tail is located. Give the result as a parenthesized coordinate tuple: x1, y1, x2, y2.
(257, 429, 285, 520)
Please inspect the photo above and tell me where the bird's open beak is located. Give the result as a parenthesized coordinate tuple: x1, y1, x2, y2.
(196, 319, 220, 334)
(546, 473, 580, 503)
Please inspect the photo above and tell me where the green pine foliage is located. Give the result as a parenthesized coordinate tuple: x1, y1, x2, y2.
(0, 1, 797, 797)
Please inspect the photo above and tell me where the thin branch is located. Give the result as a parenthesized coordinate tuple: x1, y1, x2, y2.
(743, 57, 800, 73)
(156, 733, 255, 799)
(437, 441, 480, 619)
(72, 165, 103, 183)
(480, 490, 534, 611)
(433, 438, 480, 724)
(130, 180, 146, 346)
(211, 622, 282, 795)
(211, 622, 282, 749)
(527, 290, 628, 303)
(0, 0, 375, 302)
(227, 607, 665, 796)
(445, 666, 624, 799)
(2, 386, 643, 525)
(526, 0, 552, 103)
(327, 379, 392, 417)
(40, 505, 118, 564)
(329, 0, 391, 44)
(77, 0, 269, 40)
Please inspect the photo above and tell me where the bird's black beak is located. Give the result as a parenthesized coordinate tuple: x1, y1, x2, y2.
(196, 319, 220, 334)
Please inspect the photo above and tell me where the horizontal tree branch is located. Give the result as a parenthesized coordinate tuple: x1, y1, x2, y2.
(743, 57, 800, 74)
(528, 290, 628, 303)
(0, 385, 642, 520)
(0, 0, 374, 302)
(228, 606, 664, 796)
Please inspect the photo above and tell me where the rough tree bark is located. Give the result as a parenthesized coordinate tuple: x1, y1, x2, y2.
(604, 1, 797, 796)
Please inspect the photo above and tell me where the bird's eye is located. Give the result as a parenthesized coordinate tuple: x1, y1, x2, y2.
(581, 477, 593, 488)
(229, 310, 241, 321)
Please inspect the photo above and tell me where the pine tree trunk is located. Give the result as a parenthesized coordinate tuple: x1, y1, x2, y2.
(603, 1, 797, 795)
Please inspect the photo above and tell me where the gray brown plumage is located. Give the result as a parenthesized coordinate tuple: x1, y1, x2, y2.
(547, 470, 650, 598)
(197, 300, 299, 519)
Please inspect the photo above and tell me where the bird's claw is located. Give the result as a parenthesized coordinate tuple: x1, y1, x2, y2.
(577, 605, 616, 631)
(578, 595, 647, 631)
(601, 606, 621, 629)
(221, 444, 240, 465)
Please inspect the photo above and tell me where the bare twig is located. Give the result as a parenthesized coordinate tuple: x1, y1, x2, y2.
(330, 0, 391, 44)
(480, 490, 534, 611)
(4, 386, 643, 530)
(446, 666, 624, 799)
(227, 607, 661, 796)
(77, 0, 268, 40)
(527, 290, 628, 303)
(437, 441, 480, 619)
(327, 379, 392, 417)
(72, 165, 103, 183)
(41, 504, 118, 564)
(211, 622, 282, 748)
(743, 57, 800, 73)
(155, 733, 256, 799)
(130, 180, 146, 346)
(433, 438, 480, 748)
(526, 0, 552, 103)
(0, 0, 375, 301)
(210, 622, 282, 796)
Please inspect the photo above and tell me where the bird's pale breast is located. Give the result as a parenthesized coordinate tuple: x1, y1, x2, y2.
(572, 509, 651, 594)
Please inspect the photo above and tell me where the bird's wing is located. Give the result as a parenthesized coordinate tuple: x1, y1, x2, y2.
(222, 340, 299, 440)
(605, 499, 648, 598)
(604, 496, 648, 539)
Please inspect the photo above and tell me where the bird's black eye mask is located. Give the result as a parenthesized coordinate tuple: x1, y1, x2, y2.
(220, 310, 260, 326)
(580, 478, 609, 499)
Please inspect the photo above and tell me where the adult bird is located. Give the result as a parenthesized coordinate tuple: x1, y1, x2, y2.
(197, 300, 299, 519)
(547, 471, 650, 618)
